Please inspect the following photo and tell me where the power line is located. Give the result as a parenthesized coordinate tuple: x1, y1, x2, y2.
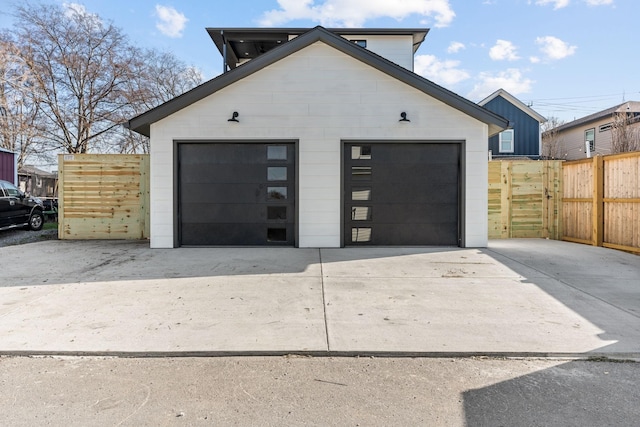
(529, 92, 633, 102)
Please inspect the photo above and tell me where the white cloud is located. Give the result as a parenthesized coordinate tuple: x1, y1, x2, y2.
(155, 5, 188, 38)
(535, 35, 577, 60)
(259, 0, 456, 28)
(63, 3, 102, 28)
(585, 0, 613, 5)
(489, 39, 520, 61)
(535, 0, 570, 9)
(468, 68, 534, 100)
(64, 2, 89, 16)
(529, 56, 541, 63)
(447, 41, 465, 54)
(414, 55, 470, 86)
(535, 0, 613, 8)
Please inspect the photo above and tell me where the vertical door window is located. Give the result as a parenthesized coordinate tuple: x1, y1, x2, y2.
(351, 206, 372, 221)
(267, 145, 287, 160)
(352, 188, 371, 201)
(351, 227, 372, 242)
(347, 144, 374, 243)
(267, 167, 287, 181)
(267, 228, 287, 242)
(351, 145, 372, 160)
(267, 206, 287, 220)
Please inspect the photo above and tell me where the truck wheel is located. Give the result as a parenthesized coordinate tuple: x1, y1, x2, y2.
(29, 211, 44, 231)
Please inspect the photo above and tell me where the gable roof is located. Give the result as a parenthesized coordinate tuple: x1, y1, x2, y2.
(553, 101, 640, 132)
(478, 89, 547, 123)
(127, 26, 509, 137)
(19, 164, 58, 178)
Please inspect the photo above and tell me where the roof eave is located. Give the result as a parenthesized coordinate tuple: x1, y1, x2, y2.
(128, 26, 508, 137)
(478, 89, 547, 123)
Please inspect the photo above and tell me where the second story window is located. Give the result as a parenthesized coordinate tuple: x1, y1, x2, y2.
(499, 129, 514, 153)
(352, 40, 367, 48)
(599, 123, 612, 132)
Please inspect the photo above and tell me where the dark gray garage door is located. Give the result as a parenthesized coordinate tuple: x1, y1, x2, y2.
(344, 142, 460, 246)
(178, 143, 295, 246)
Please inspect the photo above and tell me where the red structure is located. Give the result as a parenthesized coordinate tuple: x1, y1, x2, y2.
(0, 148, 17, 184)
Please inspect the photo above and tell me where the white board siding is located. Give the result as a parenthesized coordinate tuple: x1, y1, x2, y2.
(342, 34, 415, 71)
(149, 42, 489, 248)
(288, 34, 414, 71)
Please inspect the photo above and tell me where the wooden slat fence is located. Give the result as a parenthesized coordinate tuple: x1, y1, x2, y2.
(488, 160, 563, 240)
(562, 152, 640, 253)
(55, 154, 638, 252)
(562, 158, 596, 245)
(58, 154, 149, 240)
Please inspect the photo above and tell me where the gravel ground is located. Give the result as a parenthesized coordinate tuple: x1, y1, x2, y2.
(0, 226, 58, 247)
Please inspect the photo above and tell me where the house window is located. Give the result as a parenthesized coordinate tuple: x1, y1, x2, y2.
(499, 129, 514, 153)
(599, 123, 612, 132)
(352, 40, 367, 48)
(585, 128, 595, 152)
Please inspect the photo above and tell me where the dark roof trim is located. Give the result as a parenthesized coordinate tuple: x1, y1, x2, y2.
(553, 101, 640, 132)
(128, 26, 508, 137)
(207, 28, 428, 71)
(478, 88, 547, 123)
(207, 27, 429, 58)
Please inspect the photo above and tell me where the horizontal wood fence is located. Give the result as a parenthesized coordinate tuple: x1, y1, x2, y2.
(56, 154, 638, 253)
(58, 154, 149, 240)
(488, 160, 563, 240)
(563, 152, 640, 253)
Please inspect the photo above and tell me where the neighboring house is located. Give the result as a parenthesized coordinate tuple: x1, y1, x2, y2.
(18, 165, 58, 198)
(0, 147, 18, 184)
(127, 26, 508, 249)
(549, 101, 640, 160)
(478, 89, 547, 159)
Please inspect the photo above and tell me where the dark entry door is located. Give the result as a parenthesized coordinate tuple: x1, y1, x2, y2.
(344, 142, 460, 246)
(178, 143, 295, 246)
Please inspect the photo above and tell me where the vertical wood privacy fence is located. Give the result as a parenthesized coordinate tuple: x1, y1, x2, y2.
(563, 152, 640, 253)
(488, 160, 563, 240)
(58, 154, 149, 240)
(56, 154, 638, 252)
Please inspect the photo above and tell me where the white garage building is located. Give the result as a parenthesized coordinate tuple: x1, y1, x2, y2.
(127, 26, 508, 248)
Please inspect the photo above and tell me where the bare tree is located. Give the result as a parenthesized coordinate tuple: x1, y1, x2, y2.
(9, 3, 138, 154)
(610, 112, 640, 153)
(2, 2, 203, 159)
(541, 116, 565, 159)
(0, 36, 46, 167)
(116, 49, 203, 154)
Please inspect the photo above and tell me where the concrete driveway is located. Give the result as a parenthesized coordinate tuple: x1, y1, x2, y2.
(1, 239, 638, 357)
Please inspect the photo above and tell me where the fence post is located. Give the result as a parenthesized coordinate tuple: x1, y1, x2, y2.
(57, 154, 64, 240)
(592, 155, 604, 247)
(501, 161, 512, 238)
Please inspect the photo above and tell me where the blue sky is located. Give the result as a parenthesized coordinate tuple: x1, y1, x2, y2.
(1, 0, 637, 123)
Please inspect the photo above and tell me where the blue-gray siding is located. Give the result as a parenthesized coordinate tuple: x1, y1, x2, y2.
(484, 96, 540, 157)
